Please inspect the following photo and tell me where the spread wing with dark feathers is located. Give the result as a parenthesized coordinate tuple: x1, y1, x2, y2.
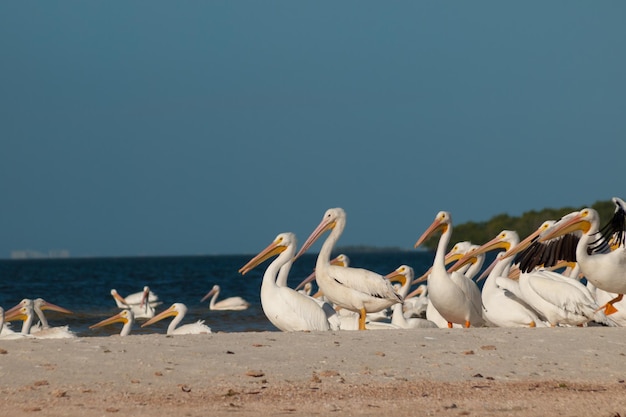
(514, 234, 578, 273)
(589, 201, 626, 253)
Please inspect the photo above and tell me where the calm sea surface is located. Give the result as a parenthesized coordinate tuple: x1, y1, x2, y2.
(0, 251, 435, 336)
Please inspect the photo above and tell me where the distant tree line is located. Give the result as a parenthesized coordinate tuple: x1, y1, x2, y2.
(421, 199, 615, 251)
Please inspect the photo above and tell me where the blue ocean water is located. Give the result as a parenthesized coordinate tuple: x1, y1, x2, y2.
(0, 251, 434, 336)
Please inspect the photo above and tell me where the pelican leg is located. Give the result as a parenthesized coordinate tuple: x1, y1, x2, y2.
(601, 294, 623, 315)
(447, 322, 453, 328)
(358, 308, 367, 330)
(528, 321, 536, 328)
(464, 320, 471, 328)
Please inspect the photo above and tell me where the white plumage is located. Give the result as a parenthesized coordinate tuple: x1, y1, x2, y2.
(239, 232, 336, 332)
(414, 211, 485, 328)
(295, 208, 403, 330)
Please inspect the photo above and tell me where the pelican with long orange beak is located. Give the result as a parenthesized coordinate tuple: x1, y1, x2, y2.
(90, 309, 135, 336)
(538, 198, 626, 315)
(294, 208, 403, 331)
(414, 211, 485, 328)
(141, 303, 211, 335)
(239, 232, 336, 332)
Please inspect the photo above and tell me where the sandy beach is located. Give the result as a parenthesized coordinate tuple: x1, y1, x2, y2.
(1, 327, 626, 416)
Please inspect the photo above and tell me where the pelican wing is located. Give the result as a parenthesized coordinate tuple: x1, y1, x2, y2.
(492, 276, 537, 311)
(495, 277, 524, 299)
(274, 287, 330, 331)
(449, 271, 483, 313)
(174, 321, 212, 335)
(327, 265, 403, 303)
(215, 297, 250, 310)
(526, 271, 596, 317)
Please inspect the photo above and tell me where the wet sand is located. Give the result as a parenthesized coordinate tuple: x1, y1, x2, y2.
(1, 327, 626, 416)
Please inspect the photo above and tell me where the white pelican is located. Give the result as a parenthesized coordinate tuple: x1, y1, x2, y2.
(538, 198, 626, 315)
(239, 232, 335, 332)
(414, 211, 485, 328)
(141, 303, 211, 335)
(5, 298, 76, 338)
(110, 286, 160, 319)
(407, 242, 480, 327)
(201, 284, 250, 311)
(454, 231, 546, 328)
(409, 241, 478, 328)
(90, 309, 135, 336)
(295, 208, 403, 330)
(385, 266, 438, 329)
(501, 221, 604, 327)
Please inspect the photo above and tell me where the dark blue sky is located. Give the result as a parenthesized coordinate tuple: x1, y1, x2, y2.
(1, 2, 624, 258)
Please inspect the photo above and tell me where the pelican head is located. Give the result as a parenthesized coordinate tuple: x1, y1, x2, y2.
(3, 299, 32, 318)
(332, 254, 350, 267)
(141, 303, 187, 328)
(501, 220, 556, 260)
(110, 289, 128, 305)
(384, 265, 414, 288)
(294, 208, 346, 261)
(443, 241, 472, 264)
(90, 309, 134, 331)
(450, 230, 520, 273)
(414, 211, 452, 249)
(239, 232, 295, 275)
(4, 305, 31, 323)
(201, 285, 220, 303)
(539, 209, 596, 242)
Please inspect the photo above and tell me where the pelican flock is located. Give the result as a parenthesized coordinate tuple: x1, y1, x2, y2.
(4, 298, 76, 338)
(3, 198, 626, 338)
